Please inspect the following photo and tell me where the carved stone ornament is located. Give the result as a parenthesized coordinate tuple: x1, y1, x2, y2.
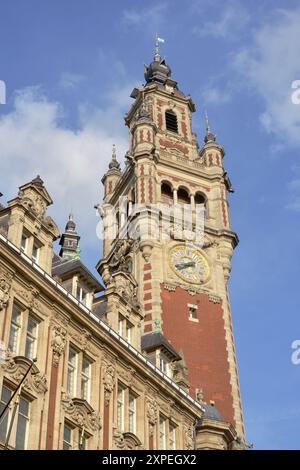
(16, 285, 39, 310)
(1, 353, 48, 394)
(18, 190, 47, 220)
(0, 265, 14, 311)
(51, 324, 67, 367)
(110, 272, 140, 310)
(61, 393, 102, 432)
(113, 429, 143, 450)
(109, 240, 134, 274)
(184, 424, 194, 450)
(146, 397, 158, 434)
(103, 364, 116, 404)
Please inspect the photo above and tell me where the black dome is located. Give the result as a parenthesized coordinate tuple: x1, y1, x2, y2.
(144, 57, 172, 84)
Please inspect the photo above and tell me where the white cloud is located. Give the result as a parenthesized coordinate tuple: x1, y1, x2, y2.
(232, 7, 300, 148)
(122, 3, 167, 33)
(193, 1, 249, 39)
(59, 72, 85, 90)
(0, 85, 132, 252)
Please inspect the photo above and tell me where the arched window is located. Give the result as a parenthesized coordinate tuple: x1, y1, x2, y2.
(161, 182, 173, 204)
(194, 193, 206, 205)
(177, 187, 190, 205)
(165, 110, 178, 133)
(195, 192, 207, 217)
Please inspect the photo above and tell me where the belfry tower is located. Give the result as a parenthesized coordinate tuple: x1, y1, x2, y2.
(97, 43, 245, 440)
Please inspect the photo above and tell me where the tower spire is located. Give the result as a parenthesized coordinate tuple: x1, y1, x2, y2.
(108, 144, 120, 170)
(154, 33, 165, 62)
(59, 213, 80, 260)
(204, 110, 216, 144)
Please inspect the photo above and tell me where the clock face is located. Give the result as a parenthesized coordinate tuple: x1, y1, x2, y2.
(169, 245, 210, 284)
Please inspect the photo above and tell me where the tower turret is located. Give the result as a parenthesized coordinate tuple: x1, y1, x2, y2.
(59, 213, 80, 260)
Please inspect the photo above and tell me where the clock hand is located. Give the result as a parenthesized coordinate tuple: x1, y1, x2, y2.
(175, 261, 196, 270)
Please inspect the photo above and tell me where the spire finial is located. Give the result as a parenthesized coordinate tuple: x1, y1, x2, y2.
(108, 143, 120, 170)
(154, 33, 165, 61)
(112, 143, 116, 161)
(204, 110, 216, 144)
(205, 109, 211, 134)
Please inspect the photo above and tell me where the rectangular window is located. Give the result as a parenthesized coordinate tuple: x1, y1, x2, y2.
(169, 423, 176, 450)
(25, 316, 38, 360)
(128, 392, 136, 434)
(76, 285, 88, 306)
(0, 385, 12, 444)
(117, 384, 125, 432)
(118, 315, 132, 344)
(125, 322, 132, 344)
(81, 356, 91, 401)
(63, 423, 72, 450)
(188, 304, 198, 320)
(15, 396, 29, 450)
(118, 317, 123, 336)
(159, 353, 170, 376)
(159, 416, 166, 450)
(20, 234, 28, 254)
(32, 242, 40, 263)
(8, 304, 22, 354)
(67, 347, 77, 397)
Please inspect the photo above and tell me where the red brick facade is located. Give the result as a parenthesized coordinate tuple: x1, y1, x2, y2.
(160, 284, 235, 426)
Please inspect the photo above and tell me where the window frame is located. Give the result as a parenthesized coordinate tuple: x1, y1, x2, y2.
(165, 110, 178, 134)
(25, 314, 39, 360)
(67, 346, 78, 398)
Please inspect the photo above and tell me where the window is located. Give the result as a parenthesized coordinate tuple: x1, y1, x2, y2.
(188, 304, 198, 321)
(32, 242, 40, 263)
(117, 384, 125, 432)
(159, 352, 171, 377)
(0, 385, 11, 444)
(81, 356, 91, 401)
(159, 415, 177, 450)
(67, 347, 77, 397)
(76, 285, 88, 306)
(15, 396, 29, 450)
(159, 416, 167, 450)
(161, 182, 173, 204)
(20, 234, 28, 254)
(0, 385, 30, 449)
(165, 110, 178, 133)
(25, 316, 38, 360)
(118, 315, 133, 344)
(8, 304, 22, 354)
(63, 423, 72, 450)
(177, 187, 190, 205)
(169, 423, 176, 450)
(128, 392, 136, 434)
(117, 384, 137, 435)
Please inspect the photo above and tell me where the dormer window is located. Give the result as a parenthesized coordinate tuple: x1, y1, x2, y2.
(32, 242, 40, 263)
(165, 110, 178, 133)
(76, 285, 88, 306)
(20, 233, 28, 254)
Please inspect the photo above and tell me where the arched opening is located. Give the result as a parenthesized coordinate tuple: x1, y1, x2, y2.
(177, 187, 190, 205)
(165, 110, 178, 133)
(161, 182, 173, 204)
(195, 192, 207, 217)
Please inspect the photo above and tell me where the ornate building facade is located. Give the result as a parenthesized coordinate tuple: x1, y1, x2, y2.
(0, 48, 245, 450)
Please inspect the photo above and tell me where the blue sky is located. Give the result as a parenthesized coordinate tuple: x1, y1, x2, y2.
(1, 0, 300, 450)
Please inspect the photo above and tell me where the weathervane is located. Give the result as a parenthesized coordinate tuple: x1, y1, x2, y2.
(205, 109, 211, 134)
(154, 33, 165, 61)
